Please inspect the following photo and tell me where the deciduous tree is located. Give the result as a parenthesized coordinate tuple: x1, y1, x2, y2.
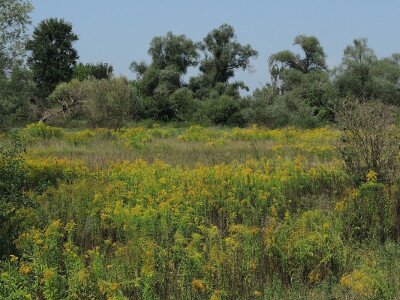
(27, 18, 79, 101)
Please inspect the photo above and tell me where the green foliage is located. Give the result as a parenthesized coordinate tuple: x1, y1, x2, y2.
(0, 66, 36, 129)
(269, 35, 327, 93)
(0, 1, 35, 130)
(334, 38, 400, 105)
(190, 24, 258, 99)
(47, 79, 86, 120)
(265, 210, 344, 284)
(265, 35, 334, 125)
(83, 77, 134, 128)
(22, 121, 64, 141)
(131, 32, 198, 121)
(168, 87, 197, 122)
(202, 95, 246, 126)
(339, 179, 394, 244)
(27, 18, 79, 101)
(244, 86, 328, 128)
(338, 247, 397, 300)
(73, 62, 114, 81)
(0, 0, 33, 74)
(0, 136, 28, 257)
(340, 265, 391, 300)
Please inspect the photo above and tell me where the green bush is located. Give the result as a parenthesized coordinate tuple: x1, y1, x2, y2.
(83, 77, 134, 128)
(168, 87, 197, 121)
(340, 265, 391, 300)
(244, 88, 325, 128)
(22, 121, 64, 141)
(203, 95, 246, 126)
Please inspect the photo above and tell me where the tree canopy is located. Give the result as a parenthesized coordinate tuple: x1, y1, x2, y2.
(26, 18, 79, 101)
(130, 32, 198, 120)
(0, 0, 33, 74)
(334, 38, 400, 104)
(190, 24, 258, 98)
(269, 35, 327, 93)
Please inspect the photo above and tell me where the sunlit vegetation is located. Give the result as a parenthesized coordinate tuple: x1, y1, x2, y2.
(2, 1, 400, 299)
(2, 123, 400, 299)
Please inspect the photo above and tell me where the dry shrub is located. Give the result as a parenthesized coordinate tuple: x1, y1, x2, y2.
(336, 100, 400, 183)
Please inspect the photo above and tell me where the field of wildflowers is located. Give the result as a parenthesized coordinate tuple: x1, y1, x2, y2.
(1, 123, 400, 299)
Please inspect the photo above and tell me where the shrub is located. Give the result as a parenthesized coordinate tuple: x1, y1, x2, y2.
(204, 95, 246, 126)
(47, 79, 87, 120)
(168, 87, 197, 121)
(244, 85, 330, 128)
(178, 125, 223, 142)
(336, 100, 400, 183)
(116, 127, 153, 150)
(83, 77, 134, 128)
(22, 121, 64, 141)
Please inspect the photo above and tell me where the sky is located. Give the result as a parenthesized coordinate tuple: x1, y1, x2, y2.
(30, 0, 400, 94)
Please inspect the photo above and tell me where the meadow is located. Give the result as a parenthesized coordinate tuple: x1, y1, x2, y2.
(1, 122, 400, 300)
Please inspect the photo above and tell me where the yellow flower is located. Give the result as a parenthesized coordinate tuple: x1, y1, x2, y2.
(43, 268, 55, 280)
(19, 264, 31, 275)
(284, 210, 290, 221)
(335, 201, 345, 212)
(366, 170, 378, 182)
(253, 291, 262, 297)
(323, 223, 331, 229)
(10, 255, 18, 262)
(191, 279, 206, 293)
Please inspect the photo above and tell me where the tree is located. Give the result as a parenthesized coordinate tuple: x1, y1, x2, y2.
(0, 66, 36, 129)
(267, 35, 334, 123)
(26, 18, 79, 102)
(0, 0, 34, 129)
(130, 32, 198, 120)
(73, 62, 114, 81)
(334, 38, 400, 104)
(190, 24, 258, 98)
(0, 0, 33, 74)
(269, 35, 327, 93)
(334, 38, 376, 101)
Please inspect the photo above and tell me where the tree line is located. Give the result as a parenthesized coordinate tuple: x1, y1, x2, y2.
(1, 0, 400, 129)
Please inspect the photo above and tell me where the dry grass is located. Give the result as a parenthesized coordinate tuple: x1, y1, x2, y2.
(26, 138, 279, 169)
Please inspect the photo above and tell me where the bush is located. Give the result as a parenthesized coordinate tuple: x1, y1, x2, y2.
(22, 121, 64, 141)
(83, 77, 134, 128)
(203, 95, 246, 126)
(47, 79, 87, 120)
(336, 100, 400, 183)
(168, 87, 197, 121)
(244, 88, 324, 128)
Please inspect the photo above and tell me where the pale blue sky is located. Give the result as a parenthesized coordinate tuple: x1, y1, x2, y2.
(30, 0, 399, 93)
